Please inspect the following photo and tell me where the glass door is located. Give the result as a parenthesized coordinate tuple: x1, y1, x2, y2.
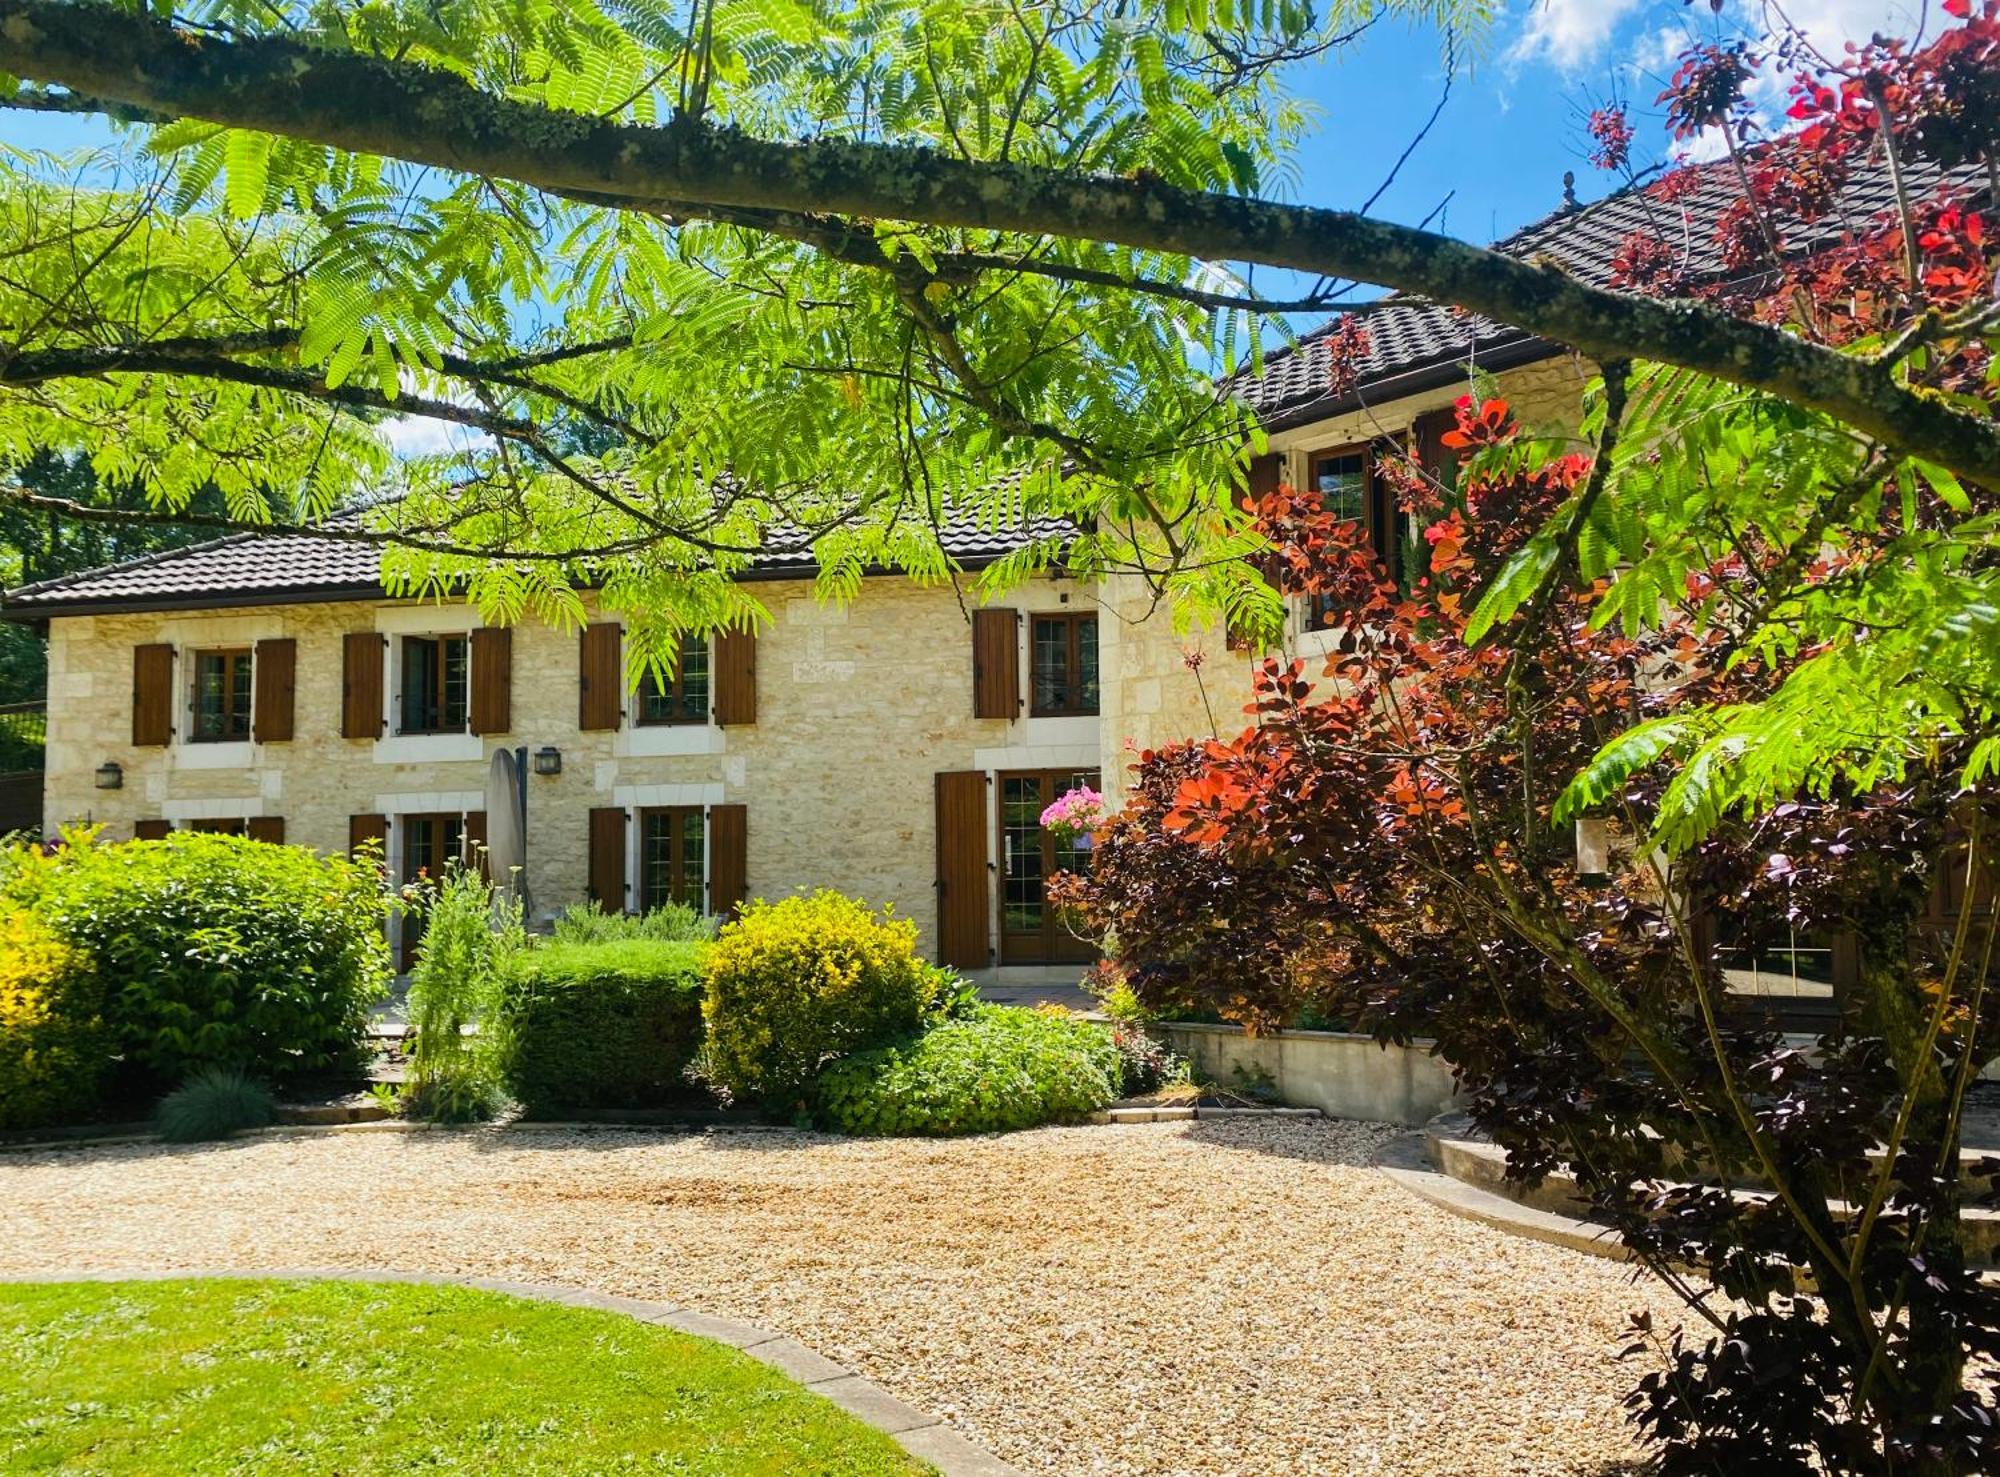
(998, 768, 1100, 964)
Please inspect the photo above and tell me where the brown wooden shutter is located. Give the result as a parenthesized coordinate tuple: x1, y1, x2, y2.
(251, 638, 296, 743)
(133, 818, 173, 841)
(131, 644, 174, 746)
(589, 806, 627, 913)
(1226, 454, 1289, 652)
(711, 627, 757, 726)
(246, 816, 286, 845)
(341, 632, 385, 739)
(579, 622, 623, 731)
(1366, 442, 1395, 565)
(1412, 407, 1459, 489)
(469, 628, 512, 734)
(708, 803, 747, 921)
(463, 810, 489, 880)
(934, 770, 991, 968)
(349, 811, 388, 864)
(972, 609, 1020, 719)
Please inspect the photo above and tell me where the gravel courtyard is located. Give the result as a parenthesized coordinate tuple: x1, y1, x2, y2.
(0, 1118, 1674, 1475)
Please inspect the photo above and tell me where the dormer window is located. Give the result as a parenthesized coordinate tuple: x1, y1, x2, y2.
(190, 648, 252, 742)
(400, 634, 469, 735)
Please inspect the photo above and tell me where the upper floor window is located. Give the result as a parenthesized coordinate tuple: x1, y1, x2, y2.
(637, 639, 710, 726)
(190, 648, 252, 742)
(1030, 613, 1099, 718)
(400, 634, 469, 735)
(1308, 448, 1370, 630)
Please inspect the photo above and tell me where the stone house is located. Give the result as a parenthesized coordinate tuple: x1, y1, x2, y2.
(7, 152, 1962, 974)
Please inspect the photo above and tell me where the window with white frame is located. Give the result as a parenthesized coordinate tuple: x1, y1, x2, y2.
(398, 633, 469, 735)
(188, 647, 253, 742)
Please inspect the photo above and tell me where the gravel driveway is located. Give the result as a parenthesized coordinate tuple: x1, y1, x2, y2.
(0, 1118, 1673, 1475)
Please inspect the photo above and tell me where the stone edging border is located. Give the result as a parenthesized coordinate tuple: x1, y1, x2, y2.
(1369, 1129, 1635, 1264)
(0, 1268, 1022, 1477)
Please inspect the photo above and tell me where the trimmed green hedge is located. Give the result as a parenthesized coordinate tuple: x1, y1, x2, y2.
(0, 830, 388, 1102)
(812, 1005, 1123, 1137)
(495, 940, 707, 1115)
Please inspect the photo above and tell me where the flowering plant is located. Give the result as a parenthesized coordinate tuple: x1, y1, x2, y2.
(1039, 785, 1105, 845)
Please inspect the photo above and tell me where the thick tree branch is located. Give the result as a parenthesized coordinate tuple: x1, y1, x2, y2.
(1, 1, 1994, 485)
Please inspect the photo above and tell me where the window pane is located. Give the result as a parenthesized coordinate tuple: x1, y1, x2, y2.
(229, 653, 252, 736)
(642, 811, 673, 912)
(442, 636, 469, 729)
(1032, 617, 1070, 714)
(678, 640, 709, 722)
(1315, 453, 1367, 523)
(680, 810, 705, 910)
(193, 652, 226, 741)
(1002, 777, 1046, 931)
(1076, 617, 1099, 715)
(402, 638, 437, 731)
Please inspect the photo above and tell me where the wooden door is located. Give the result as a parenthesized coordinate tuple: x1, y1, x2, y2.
(997, 768, 1099, 965)
(935, 771, 990, 968)
(400, 812, 466, 970)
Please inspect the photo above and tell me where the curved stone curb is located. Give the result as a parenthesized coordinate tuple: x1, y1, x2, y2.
(1370, 1129, 1636, 1265)
(0, 1268, 1022, 1477)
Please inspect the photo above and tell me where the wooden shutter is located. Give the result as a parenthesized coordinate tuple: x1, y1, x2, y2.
(469, 628, 512, 734)
(246, 816, 285, 845)
(579, 622, 623, 730)
(934, 770, 991, 968)
(712, 627, 757, 726)
(972, 609, 1020, 719)
(133, 818, 173, 841)
(1412, 407, 1459, 489)
(1366, 442, 1395, 565)
(708, 803, 747, 921)
(341, 632, 384, 739)
(589, 806, 627, 913)
(463, 809, 489, 880)
(1229, 454, 1289, 652)
(349, 811, 388, 863)
(251, 638, 296, 743)
(131, 644, 174, 746)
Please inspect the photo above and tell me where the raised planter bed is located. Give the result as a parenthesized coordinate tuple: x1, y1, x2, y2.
(1157, 1021, 1458, 1128)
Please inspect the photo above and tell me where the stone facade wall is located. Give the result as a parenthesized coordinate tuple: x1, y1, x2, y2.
(44, 577, 1137, 959)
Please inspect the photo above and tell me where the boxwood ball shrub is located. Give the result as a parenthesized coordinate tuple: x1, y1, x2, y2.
(496, 940, 707, 1115)
(703, 890, 942, 1110)
(0, 909, 107, 1130)
(813, 1005, 1123, 1137)
(0, 829, 389, 1095)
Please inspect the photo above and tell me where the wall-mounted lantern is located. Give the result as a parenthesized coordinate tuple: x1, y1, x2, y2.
(94, 761, 123, 790)
(532, 745, 563, 777)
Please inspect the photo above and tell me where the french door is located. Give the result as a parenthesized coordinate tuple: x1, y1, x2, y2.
(997, 768, 1100, 965)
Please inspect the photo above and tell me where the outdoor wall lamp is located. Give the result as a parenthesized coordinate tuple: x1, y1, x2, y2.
(94, 761, 123, 790)
(532, 745, 563, 777)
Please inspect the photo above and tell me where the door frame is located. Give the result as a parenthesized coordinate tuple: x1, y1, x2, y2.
(994, 767, 1100, 966)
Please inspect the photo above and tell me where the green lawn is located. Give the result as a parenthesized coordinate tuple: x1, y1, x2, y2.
(0, 1278, 928, 1475)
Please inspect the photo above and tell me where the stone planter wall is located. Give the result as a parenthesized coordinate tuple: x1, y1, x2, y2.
(1158, 1022, 1458, 1128)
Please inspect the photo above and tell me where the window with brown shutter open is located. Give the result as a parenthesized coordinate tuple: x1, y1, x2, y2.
(132, 644, 174, 746)
(972, 608, 1020, 719)
(588, 806, 627, 913)
(469, 628, 512, 734)
(708, 804, 746, 920)
(189, 648, 253, 742)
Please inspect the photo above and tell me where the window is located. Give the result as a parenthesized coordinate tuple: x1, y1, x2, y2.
(1308, 449, 1370, 630)
(637, 639, 710, 726)
(1029, 613, 1099, 718)
(640, 807, 706, 913)
(1714, 911, 1841, 1026)
(400, 634, 469, 734)
(190, 648, 252, 742)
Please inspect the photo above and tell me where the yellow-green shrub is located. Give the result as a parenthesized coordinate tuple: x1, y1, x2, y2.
(702, 891, 942, 1111)
(0, 909, 107, 1130)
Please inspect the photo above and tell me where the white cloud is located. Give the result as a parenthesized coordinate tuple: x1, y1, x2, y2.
(1505, 0, 1645, 71)
(379, 414, 491, 460)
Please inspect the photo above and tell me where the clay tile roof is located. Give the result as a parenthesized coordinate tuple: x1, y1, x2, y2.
(1234, 150, 1989, 431)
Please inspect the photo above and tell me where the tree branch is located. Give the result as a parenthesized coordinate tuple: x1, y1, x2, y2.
(1, 0, 1994, 484)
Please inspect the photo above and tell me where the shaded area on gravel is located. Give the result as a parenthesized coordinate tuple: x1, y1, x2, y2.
(0, 1118, 1675, 1476)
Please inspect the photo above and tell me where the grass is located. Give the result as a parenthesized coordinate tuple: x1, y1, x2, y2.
(0, 1278, 928, 1475)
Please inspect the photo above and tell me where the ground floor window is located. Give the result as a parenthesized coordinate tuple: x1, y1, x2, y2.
(400, 812, 467, 969)
(998, 768, 1099, 965)
(640, 806, 705, 913)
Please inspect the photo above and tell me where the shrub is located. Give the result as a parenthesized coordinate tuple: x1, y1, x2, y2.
(551, 900, 714, 946)
(702, 891, 942, 1111)
(814, 1005, 1122, 1136)
(495, 940, 707, 1115)
(0, 829, 388, 1095)
(155, 1066, 275, 1142)
(0, 909, 106, 1130)
(1106, 1023, 1184, 1096)
(403, 865, 521, 1123)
